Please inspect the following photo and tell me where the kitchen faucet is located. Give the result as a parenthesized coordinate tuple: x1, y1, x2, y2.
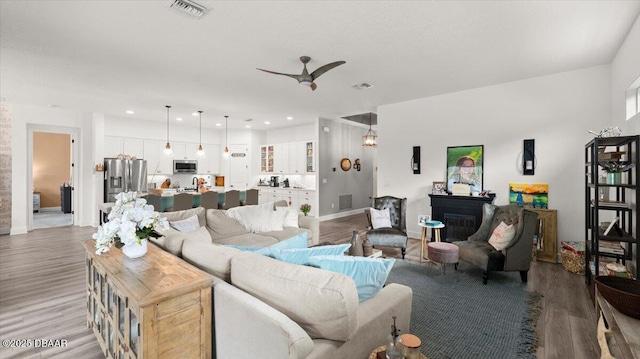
(192, 176, 199, 186)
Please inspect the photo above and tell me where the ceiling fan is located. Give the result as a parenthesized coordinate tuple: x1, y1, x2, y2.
(257, 56, 346, 91)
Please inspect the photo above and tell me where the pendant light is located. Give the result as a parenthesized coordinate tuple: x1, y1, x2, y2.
(223, 115, 230, 158)
(196, 110, 205, 156)
(164, 105, 173, 155)
(362, 112, 377, 147)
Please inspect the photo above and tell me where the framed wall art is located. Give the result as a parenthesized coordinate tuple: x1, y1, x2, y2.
(432, 181, 447, 195)
(447, 145, 483, 192)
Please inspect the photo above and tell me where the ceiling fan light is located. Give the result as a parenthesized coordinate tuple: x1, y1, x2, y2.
(299, 80, 312, 86)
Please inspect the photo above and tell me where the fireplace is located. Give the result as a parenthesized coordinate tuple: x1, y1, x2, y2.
(429, 194, 496, 242)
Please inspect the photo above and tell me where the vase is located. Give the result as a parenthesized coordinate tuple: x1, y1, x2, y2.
(606, 172, 621, 185)
(122, 238, 148, 258)
(349, 230, 364, 256)
(362, 236, 373, 257)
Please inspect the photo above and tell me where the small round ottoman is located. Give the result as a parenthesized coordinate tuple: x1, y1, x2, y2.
(427, 242, 459, 273)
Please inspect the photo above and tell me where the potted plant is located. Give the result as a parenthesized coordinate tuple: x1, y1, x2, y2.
(93, 192, 169, 258)
(599, 160, 635, 184)
(300, 203, 311, 216)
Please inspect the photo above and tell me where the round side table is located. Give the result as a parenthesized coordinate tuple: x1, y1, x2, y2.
(417, 221, 445, 262)
(369, 345, 427, 359)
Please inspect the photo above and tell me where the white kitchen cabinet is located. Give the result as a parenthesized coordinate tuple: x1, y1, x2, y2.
(143, 140, 173, 174)
(288, 142, 305, 174)
(104, 136, 123, 158)
(273, 143, 289, 174)
(198, 143, 221, 174)
(305, 141, 315, 173)
(172, 142, 188, 160)
(297, 190, 317, 217)
(123, 138, 144, 159)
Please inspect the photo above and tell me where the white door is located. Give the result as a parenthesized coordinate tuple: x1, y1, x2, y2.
(228, 144, 249, 190)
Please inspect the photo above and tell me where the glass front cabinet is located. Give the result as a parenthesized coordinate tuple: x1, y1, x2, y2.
(83, 240, 212, 359)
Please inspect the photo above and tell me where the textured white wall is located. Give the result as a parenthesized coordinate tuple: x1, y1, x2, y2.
(378, 65, 612, 250)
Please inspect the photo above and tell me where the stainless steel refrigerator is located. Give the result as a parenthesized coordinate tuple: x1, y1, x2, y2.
(104, 158, 148, 202)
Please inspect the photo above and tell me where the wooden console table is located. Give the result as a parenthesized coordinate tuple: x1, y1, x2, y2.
(82, 240, 212, 359)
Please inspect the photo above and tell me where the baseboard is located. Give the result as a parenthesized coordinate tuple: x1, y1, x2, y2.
(10, 227, 28, 235)
(318, 208, 367, 221)
(39, 207, 62, 213)
(0, 227, 10, 235)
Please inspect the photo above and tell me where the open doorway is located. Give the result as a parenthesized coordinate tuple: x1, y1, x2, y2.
(32, 131, 74, 229)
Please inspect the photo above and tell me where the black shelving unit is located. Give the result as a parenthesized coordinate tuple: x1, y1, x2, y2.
(584, 135, 639, 287)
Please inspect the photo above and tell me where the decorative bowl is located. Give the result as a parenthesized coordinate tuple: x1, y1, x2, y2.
(594, 276, 640, 319)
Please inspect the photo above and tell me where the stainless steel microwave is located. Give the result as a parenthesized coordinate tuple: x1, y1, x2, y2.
(173, 160, 198, 174)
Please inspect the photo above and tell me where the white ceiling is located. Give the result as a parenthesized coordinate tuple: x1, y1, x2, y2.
(1, 1, 639, 130)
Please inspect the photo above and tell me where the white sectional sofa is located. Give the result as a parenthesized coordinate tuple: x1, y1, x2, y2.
(149, 203, 413, 359)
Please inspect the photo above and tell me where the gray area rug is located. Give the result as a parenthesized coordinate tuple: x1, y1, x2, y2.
(385, 259, 542, 359)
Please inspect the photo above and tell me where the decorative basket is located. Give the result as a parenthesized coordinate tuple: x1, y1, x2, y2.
(595, 276, 640, 319)
(561, 248, 585, 275)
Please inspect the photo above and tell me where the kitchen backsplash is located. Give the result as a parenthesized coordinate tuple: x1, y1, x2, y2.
(148, 173, 213, 189)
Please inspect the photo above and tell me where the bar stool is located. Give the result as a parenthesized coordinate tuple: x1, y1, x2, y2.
(99, 202, 114, 225)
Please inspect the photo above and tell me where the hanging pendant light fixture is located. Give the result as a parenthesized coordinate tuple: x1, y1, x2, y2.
(362, 112, 377, 147)
(196, 110, 205, 156)
(164, 105, 173, 155)
(223, 115, 230, 158)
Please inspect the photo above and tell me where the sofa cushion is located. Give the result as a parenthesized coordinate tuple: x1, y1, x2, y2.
(169, 214, 200, 233)
(205, 209, 248, 240)
(150, 226, 212, 257)
(162, 207, 206, 227)
(181, 240, 242, 282)
(272, 244, 351, 265)
(307, 256, 395, 302)
(231, 251, 359, 341)
(259, 227, 311, 242)
(212, 232, 279, 247)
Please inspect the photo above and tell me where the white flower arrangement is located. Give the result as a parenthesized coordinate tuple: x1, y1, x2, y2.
(93, 192, 169, 255)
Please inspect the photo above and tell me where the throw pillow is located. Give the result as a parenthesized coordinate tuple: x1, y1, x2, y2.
(307, 255, 395, 302)
(276, 206, 299, 228)
(223, 232, 309, 257)
(272, 244, 351, 265)
(227, 202, 287, 233)
(187, 226, 213, 244)
(488, 221, 516, 250)
(170, 214, 200, 233)
(370, 207, 392, 229)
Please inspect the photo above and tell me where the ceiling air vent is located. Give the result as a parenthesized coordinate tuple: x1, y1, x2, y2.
(352, 82, 374, 90)
(166, 0, 210, 19)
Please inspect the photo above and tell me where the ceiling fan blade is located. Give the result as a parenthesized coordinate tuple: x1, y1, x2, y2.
(310, 61, 346, 80)
(256, 68, 302, 81)
(310, 82, 317, 91)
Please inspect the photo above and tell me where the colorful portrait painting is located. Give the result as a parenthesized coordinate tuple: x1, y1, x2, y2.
(509, 183, 549, 208)
(447, 145, 483, 192)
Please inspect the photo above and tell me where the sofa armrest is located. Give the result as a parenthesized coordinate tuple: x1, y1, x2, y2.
(214, 280, 314, 359)
(298, 215, 320, 246)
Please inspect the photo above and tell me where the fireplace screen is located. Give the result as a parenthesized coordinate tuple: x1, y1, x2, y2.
(443, 213, 476, 241)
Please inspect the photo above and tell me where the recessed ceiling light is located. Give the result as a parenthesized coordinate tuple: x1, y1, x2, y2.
(176, 117, 183, 121)
(264, 121, 271, 125)
(245, 125, 251, 128)
(125, 110, 135, 114)
(286, 116, 293, 120)
(192, 112, 199, 116)
(216, 123, 221, 127)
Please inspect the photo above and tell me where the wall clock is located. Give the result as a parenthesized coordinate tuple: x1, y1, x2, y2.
(340, 158, 352, 171)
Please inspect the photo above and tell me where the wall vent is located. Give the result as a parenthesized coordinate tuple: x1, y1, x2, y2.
(166, 0, 210, 19)
(339, 194, 353, 210)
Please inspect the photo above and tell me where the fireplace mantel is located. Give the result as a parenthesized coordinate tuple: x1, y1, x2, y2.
(428, 194, 496, 242)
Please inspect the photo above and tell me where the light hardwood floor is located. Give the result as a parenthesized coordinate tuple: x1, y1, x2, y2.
(0, 216, 599, 359)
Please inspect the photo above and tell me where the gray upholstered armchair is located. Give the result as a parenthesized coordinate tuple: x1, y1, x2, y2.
(365, 196, 408, 259)
(452, 204, 538, 284)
